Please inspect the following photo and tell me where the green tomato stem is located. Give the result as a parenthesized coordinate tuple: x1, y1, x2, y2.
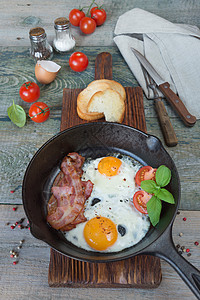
(24, 82, 32, 89)
(29, 106, 49, 119)
(86, 0, 96, 16)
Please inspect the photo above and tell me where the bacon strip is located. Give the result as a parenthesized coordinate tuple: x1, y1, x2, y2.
(60, 208, 87, 231)
(82, 180, 94, 200)
(47, 153, 93, 231)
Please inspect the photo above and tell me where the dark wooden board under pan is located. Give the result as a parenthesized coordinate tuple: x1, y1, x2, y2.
(48, 52, 162, 288)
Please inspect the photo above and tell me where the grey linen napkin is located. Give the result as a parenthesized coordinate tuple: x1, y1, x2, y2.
(113, 8, 200, 118)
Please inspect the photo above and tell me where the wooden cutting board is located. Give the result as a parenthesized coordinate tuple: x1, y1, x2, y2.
(48, 52, 162, 288)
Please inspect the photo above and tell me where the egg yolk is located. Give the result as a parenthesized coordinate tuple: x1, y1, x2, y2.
(83, 216, 118, 251)
(98, 156, 122, 177)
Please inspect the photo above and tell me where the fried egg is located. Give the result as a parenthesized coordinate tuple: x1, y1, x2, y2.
(64, 154, 150, 252)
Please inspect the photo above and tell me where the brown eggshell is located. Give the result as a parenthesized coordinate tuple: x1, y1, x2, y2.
(35, 61, 60, 84)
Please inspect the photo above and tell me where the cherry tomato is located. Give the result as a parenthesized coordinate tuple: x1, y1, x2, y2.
(135, 166, 157, 186)
(19, 81, 40, 103)
(90, 7, 107, 26)
(69, 9, 85, 26)
(69, 52, 89, 72)
(79, 17, 96, 34)
(133, 191, 152, 214)
(29, 102, 50, 123)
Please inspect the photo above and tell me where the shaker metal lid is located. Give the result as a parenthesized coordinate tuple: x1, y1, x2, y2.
(29, 27, 46, 40)
(54, 17, 70, 30)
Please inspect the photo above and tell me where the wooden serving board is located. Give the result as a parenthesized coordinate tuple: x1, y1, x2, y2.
(48, 52, 162, 288)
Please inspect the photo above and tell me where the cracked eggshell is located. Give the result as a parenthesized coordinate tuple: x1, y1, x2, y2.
(35, 60, 61, 84)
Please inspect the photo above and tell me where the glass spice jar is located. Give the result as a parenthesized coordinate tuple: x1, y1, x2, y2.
(29, 27, 53, 61)
(53, 17, 75, 53)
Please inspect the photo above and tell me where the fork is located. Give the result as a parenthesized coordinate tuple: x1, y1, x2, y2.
(144, 70, 178, 147)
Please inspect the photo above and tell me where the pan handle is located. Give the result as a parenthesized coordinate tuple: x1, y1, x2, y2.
(145, 226, 200, 299)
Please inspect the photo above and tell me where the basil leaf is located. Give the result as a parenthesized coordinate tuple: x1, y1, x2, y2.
(7, 100, 26, 128)
(156, 188, 175, 204)
(146, 195, 162, 226)
(155, 165, 171, 187)
(141, 180, 158, 194)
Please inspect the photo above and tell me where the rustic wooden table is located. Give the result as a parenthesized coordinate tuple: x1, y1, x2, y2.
(0, 1, 200, 299)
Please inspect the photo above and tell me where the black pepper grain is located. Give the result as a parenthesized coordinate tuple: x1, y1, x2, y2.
(117, 225, 126, 237)
(91, 198, 101, 206)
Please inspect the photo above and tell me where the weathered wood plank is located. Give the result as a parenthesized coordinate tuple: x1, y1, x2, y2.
(0, 46, 197, 119)
(0, 205, 199, 299)
(0, 47, 199, 209)
(0, 0, 200, 47)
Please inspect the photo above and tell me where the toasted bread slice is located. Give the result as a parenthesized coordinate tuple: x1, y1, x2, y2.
(77, 82, 111, 120)
(77, 106, 103, 121)
(88, 79, 126, 101)
(88, 88, 125, 123)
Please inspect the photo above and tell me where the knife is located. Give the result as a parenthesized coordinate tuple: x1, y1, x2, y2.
(131, 48, 196, 127)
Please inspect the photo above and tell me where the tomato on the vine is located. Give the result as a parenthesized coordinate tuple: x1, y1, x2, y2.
(29, 102, 50, 123)
(69, 52, 89, 72)
(90, 7, 107, 26)
(135, 166, 157, 186)
(133, 190, 152, 214)
(69, 9, 85, 26)
(79, 17, 96, 34)
(19, 81, 40, 103)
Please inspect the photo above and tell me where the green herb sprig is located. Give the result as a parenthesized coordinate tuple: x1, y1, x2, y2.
(141, 165, 175, 226)
(7, 100, 26, 128)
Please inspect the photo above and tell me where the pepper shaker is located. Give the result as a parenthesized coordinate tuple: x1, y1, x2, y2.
(29, 27, 53, 61)
(53, 17, 76, 53)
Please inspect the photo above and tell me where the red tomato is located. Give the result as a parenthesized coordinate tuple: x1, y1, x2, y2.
(29, 102, 50, 123)
(79, 17, 96, 34)
(69, 52, 89, 72)
(135, 166, 157, 186)
(19, 81, 40, 103)
(90, 7, 107, 26)
(69, 9, 85, 26)
(133, 191, 152, 214)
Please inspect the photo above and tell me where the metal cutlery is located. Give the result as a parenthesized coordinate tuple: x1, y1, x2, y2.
(144, 70, 178, 147)
(131, 48, 196, 127)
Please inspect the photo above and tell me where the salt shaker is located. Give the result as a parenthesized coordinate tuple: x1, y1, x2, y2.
(29, 27, 53, 61)
(53, 17, 75, 53)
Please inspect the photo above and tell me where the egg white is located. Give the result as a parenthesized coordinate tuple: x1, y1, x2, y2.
(64, 154, 150, 252)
